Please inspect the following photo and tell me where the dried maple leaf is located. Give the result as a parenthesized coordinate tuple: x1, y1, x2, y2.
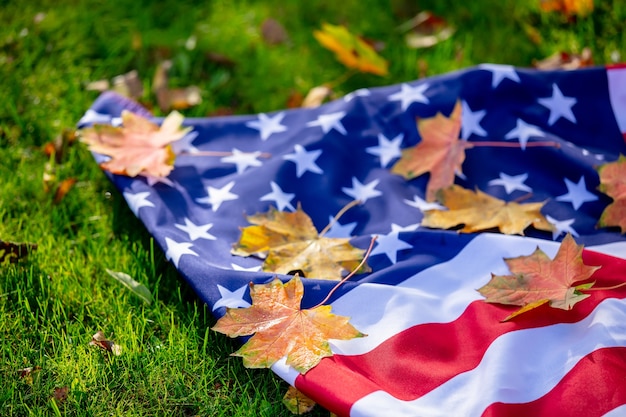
(212, 275, 364, 373)
(313, 23, 388, 76)
(283, 386, 317, 414)
(391, 101, 473, 201)
(540, 0, 594, 16)
(478, 234, 600, 321)
(80, 110, 191, 178)
(232, 204, 369, 280)
(89, 331, 122, 355)
(597, 155, 626, 233)
(422, 185, 554, 235)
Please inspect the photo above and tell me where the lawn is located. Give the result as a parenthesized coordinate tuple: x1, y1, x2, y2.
(1, 0, 625, 416)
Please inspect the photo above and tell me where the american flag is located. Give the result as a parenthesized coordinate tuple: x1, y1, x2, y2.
(79, 64, 626, 417)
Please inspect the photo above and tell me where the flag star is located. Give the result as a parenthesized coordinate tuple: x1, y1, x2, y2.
(344, 88, 371, 102)
(366, 133, 403, 167)
(123, 191, 155, 216)
(323, 215, 358, 238)
(555, 176, 598, 209)
(171, 130, 199, 154)
(504, 119, 545, 150)
(388, 83, 430, 111)
(164, 237, 198, 268)
(342, 177, 382, 204)
(245, 112, 288, 141)
(538, 84, 577, 125)
(371, 225, 414, 264)
(404, 195, 444, 212)
(390, 223, 420, 233)
(174, 218, 216, 241)
(306, 111, 347, 135)
(196, 181, 239, 211)
(283, 144, 323, 177)
(488, 172, 532, 194)
(461, 101, 487, 139)
(546, 215, 580, 241)
(221, 148, 263, 174)
(260, 181, 295, 211)
(479, 64, 521, 88)
(231, 263, 262, 272)
(78, 109, 112, 127)
(212, 284, 251, 311)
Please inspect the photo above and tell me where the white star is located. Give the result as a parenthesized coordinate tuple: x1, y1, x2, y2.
(461, 101, 487, 140)
(124, 191, 155, 216)
(174, 218, 216, 241)
(388, 83, 430, 111)
(260, 181, 295, 211)
(404, 195, 445, 212)
(546, 215, 579, 241)
(479, 64, 521, 88)
(164, 237, 198, 268)
(170, 130, 199, 154)
(220, 148, 263, 174)
(323, 215, 358, 238)
(342, 177, 382, 204)
(212, 284, 251, 311)
(231, 263, 262, 272)
(306, 111, 347, 135)
(344, 88, 371, 102)
(538, 84, 577, 125)
(555, 176, 598, 209)
(78, 109, 112, 127)
(371, 225, 414, 264)
(283, 144, 323, 177)
(504, 119, 545, 150)
(196, 181, 239, 211)
(488, 173, 532, 194)
(245, 112, 288, 141)
(366, 133, 403, 167)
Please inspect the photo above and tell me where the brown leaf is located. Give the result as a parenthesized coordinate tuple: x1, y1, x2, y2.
(153, 60, 202, 112)
(42, 129, 77, 164)
(596, 155, 626, 233)
(53, 386, 69, 403)
(301, 86, 333, 108)
(0, 240, 37, 263)
(112, 70, 143, 99)
(212, 275, 364, 373)
(533, 48, 593, 70)
(283, 386, 317, 414)
(53, 178, 77, 205)
(540, 0, 594, 16)
(422, 185, 554, 235)
(232, 204, 369, 280)
(398, 11, 455, 49)
(391, 101, 472, 201)
(89, 331, 122, 355)
(261, 18, 289, 45)
(17, 366, 41, 384)
(478, 234, 600, 320)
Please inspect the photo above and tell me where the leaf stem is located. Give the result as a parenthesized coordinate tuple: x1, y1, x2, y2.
(312, 236, 377, 309)
(319, 199, 362, 237)
(471, 141, 561, 149)
(581, 281, 626, 292)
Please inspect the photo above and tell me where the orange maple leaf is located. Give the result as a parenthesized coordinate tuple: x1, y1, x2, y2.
(212, 275, 364, 373)
(422, 185, 554, 235)
(540, 0, 594, 16)
(313, 23, 388, 76)
(232, 204, 369, 280)
(391, 101, 473, 201)
(597, 155, 626, 233)
(478, 234, 601, 321)
(80, 110, 191, 178)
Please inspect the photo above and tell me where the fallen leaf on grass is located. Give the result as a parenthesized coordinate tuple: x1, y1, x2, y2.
(232, 204, 369, 280)
(86, 70, 143, 99)
(18, 366, 41, 384)
(212, 275, 364, 373)
(43, 129, 76, 164)
(89, 331, 122, 356)
(479, 234, 600, 321)
(422, 185, 554, 235)
(283, 386, 317, 414)
(261, 18, 289, 45)
(105, 269, 153, 304)
(153, 60, 202, 113)
(540, 0, 594, 16)
(313, 23, 388, 76)
(53, 386, 69, 403)
(596, 155, 626, 233)
(533, 48, 593, 70)
(391, 101, 472, 201)
(52, 178, 77, 204)
(301, 85, 333, 108)
(0, 240, 37, 263)
(80, 110, 191, 178)
(397, 11, 455, 49)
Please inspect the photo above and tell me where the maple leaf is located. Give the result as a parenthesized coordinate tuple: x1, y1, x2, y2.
(596, 155, 626, 233)
(391, 101, 473, 201)
(232, 204, 369, 280)
(80, 110, 191, 178)
(540, 0, 594, 16)
(212, 275, 364, 373)
(313, 23, 388, 76)
(478, 234, 601, 321)
(422, 185, 554, 235)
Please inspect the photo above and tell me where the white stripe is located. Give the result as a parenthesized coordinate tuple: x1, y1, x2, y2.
(589, 242, 626, 260)
(350, 297, 626, 417)
(607, 67, 626, 134)
(602, 404, 626, 417)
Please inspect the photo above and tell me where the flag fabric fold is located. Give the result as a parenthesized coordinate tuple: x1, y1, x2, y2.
(79, 64, 626, 417)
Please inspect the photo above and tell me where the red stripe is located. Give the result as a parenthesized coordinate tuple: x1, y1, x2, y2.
(482, 347, 626, 417)
(295, 250, 626, 416)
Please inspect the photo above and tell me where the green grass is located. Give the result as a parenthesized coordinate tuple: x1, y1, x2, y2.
(1, 0, 625, 416)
